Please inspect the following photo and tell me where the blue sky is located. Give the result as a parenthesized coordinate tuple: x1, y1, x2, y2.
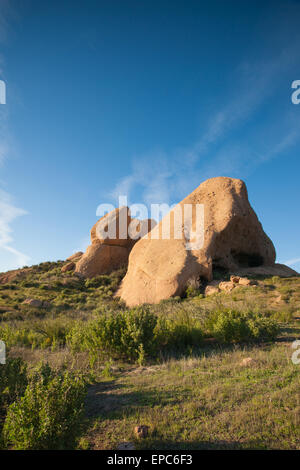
(0, 0, 300, 272)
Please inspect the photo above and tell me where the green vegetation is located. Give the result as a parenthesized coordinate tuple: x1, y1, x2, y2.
(0, 261, 299, 449)
(205, 309, 280, 343)
(3, 363, 86, 450)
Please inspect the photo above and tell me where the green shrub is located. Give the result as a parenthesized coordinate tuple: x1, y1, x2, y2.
(185, 286, 201, 298)
(85, 275, 111, 289)
(3, 363, 86, 450)
(0, 358, 28, 419)
(67, 308, 157, 364)
(156, 311, 203, 351)
(0, 358, 28, 448)
(206, 309, 280, 343)
(246, 316, 280, 341)
(0, 324, 44, 349)
(0, 320, 71, 350)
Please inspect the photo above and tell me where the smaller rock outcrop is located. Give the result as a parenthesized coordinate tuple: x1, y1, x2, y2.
(204, 281, 220, 296)
(75, 207, 155, 278)
(61, 261, 76, 273)
(219, 281, 235, 292)
(204, 276, 257, 296)
(66, 252, 83, 262)
(0, 267, 32, 285)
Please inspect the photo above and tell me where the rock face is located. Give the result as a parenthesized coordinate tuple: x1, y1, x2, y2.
(117, 177, 294, 306)
(75, 207, 155, 278)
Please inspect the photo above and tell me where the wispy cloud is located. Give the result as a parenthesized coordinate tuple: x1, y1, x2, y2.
(0, 1, 29, 271)
(109, 14, 300, 208)
(284, 257, 300, 267)
(110, 150, 172, 206)
(0, 190, 30, 269)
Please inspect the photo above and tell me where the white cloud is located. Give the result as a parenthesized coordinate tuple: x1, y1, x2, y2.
(0, 190, 30, 270)
(284, 257, 300, 266)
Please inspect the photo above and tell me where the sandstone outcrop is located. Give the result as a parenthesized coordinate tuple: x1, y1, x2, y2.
(117, 177, 296, 306)
(61, 261, 75, 273)
(75, 243, 129, 278)
(75, 207, 155, 278)
(0, 267, 32, 285)
(219, 281, 235, 292)
(204, 282, 220, 296)
(66, 252, 83, 262)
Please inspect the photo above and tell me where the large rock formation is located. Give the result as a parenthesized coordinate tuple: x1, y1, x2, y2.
(75, 207, 155, 278)
(117, 177, 297, 306)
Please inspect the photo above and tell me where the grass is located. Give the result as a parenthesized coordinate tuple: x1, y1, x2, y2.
(83, 344, 299, 450)
(0, 261, 299, 450)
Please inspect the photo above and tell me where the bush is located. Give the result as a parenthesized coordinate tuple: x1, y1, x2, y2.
(0, 320, 71, 350)
(67, 308, 205, 363)
(85, 275, 111, 289)
(0, 358, 28, 448)
(185, 285, 201, 298)
(67, 308, 157, 364)
(206, 309, 280, 343)
(246, 316, 280, 341)
(3, 363, 86, 450)
(156, 310, 203, 351)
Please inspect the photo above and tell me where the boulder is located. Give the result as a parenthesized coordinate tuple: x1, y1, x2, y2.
(75, 243, 129, 278)
(205, 282, 220, 296)
(238, 277, 254, 286)
(117, 177, 281, 306)
(61, 261, 75, 273)
(75, 207, 155, 278)
(66, 251, 83, 262)
(230, 275, 257, 286)
(219, 281, 235, 292)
